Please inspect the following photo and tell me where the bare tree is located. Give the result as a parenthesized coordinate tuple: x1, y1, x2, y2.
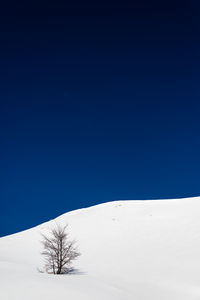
(41, 224, 80, 274)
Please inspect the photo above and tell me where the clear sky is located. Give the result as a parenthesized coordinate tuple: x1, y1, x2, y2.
(1, 1, 200, 236)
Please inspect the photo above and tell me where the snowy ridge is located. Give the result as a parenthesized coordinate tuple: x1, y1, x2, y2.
(1, 197, 200, 300)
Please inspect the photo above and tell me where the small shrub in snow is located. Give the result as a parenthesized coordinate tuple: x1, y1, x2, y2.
(41, 224, 80, 274)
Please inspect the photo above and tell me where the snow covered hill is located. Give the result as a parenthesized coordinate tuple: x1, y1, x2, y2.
(1, 197, 200, 300)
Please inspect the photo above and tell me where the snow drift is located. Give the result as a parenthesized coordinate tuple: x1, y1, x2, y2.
(1, 197, 200, 300)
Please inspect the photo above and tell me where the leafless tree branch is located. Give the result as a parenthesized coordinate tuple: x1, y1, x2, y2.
(41, 224, 80, 274)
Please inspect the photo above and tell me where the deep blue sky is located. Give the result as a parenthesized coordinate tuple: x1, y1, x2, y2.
(1, 1, 200, 236)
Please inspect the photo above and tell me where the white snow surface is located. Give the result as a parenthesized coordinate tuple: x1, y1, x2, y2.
(1, 197, 200, 299)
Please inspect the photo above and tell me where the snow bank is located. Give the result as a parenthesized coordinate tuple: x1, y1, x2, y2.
(1, 197, 200, 299)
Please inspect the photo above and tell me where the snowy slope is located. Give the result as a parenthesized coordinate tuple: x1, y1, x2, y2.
(1, 197, 200, 300)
